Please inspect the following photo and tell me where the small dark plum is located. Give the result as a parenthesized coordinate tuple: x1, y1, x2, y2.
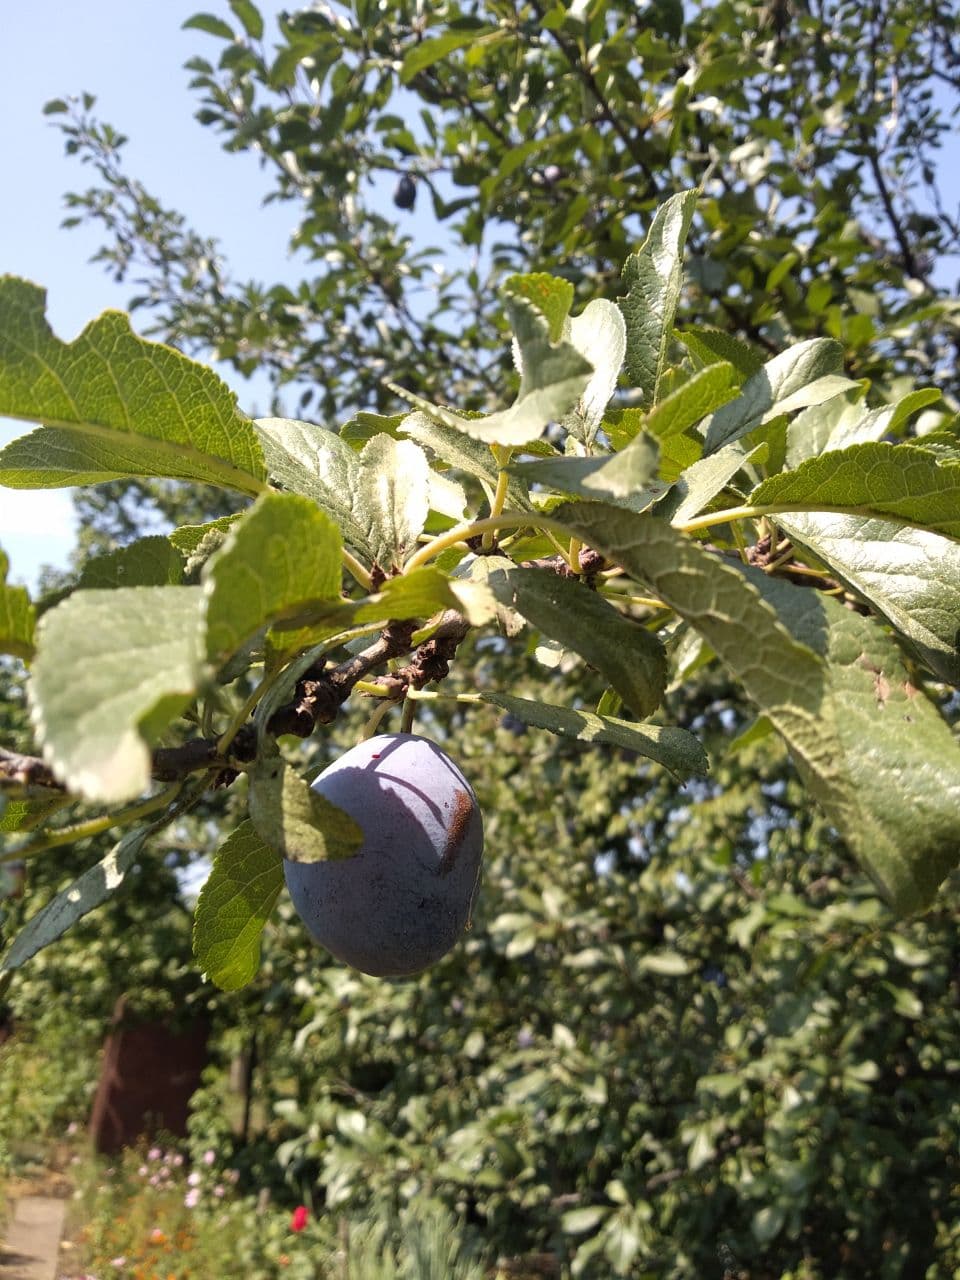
(283, 733, 483, 978)
(393, 173, 417, 210)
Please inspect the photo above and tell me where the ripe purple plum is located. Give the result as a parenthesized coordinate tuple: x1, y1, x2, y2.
(283, 733, 484, 977)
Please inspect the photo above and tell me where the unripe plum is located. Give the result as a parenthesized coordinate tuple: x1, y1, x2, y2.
(283, 733, 483, 978)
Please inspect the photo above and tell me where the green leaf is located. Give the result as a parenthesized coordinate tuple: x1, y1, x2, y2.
(749, 442, 960, 539)
(679, 326, 763, 380)
(560, 300, 627, 444)
(509, 435, 666, 510)
(78, 536, 184, 589)
(503, 272, 574, 342)
(0, 278, 265, 494)
(638, 951, 693, 975)
(338, 411, 405, 449)
(30, 587, 204, 803)
(562, 1206, 610, 1234)
(643, 363, 739, 439)
(169, 515, 242, 561)
(553, 502, 960, 912)
(192, 820, 283, 991)
(355, 434, 430, 571)
(247, 750, 363, 864)
(202, 492, 344, 666)
(475, 692, 709, 780)
(254, 417, 371, 556)
(389, 296, 592, 447)
(485, 566, 667, 717)
(400, 28, 492, 82)
(778, 513, 960, 683)
(352, 565, 495, 628)
(228, 0, 263, 38)
(702, 339, 851, 455)
(0, 793, 68, 833)
(182, 13, 235, 38)
(0, 549, 35, 660)
(1, 825, 151, 972)
(619, 190, 697, 406)
(400, 412, 534, 512)
(659, 442, 764, 526)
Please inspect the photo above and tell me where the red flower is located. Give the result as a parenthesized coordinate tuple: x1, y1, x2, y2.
(290, 1205, 309, 1233)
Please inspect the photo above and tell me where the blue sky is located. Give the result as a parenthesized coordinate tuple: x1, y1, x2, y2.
(1, 1, 294, 588)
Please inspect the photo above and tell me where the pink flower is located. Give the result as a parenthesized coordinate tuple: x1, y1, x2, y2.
(213, 1184, 225, 1198)
(290, 1205, 309, 1233)
(184, 1187, 201, 1209)
(187, 1171, 202, 1187)
(147, 1147, 162, 1161)
(203, 1149, 216, 1165)
(110, 1258, 127, 1268)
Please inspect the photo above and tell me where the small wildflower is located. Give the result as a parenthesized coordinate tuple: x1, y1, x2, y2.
(172, 1153, 185, 1167)
(226, 1168, 240, 1184)
(184, 1187, 201, 1209)
(138, 1165, 148, 1177)
(149, 1227, 167, 1245)
(66, 1120, 79, 1136)
(290, 1205, 309, 1232)
(148, 1147, 162, 1161)
(202, 1149, 216, 1165)
(187, 1171, 202, 1187)
(111, 1257, 128, 1268)
(278, 1255, 291, 1267)
(213, 1184, 225, 1198)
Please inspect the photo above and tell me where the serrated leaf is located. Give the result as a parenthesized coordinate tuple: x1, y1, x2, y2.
(78, 536, 184, 589)
(0, 278, 265, 494)
(247, 752, 363, 864)
(192, 820, 283, 991)
(503, 272, 574, 342)
(749, 442, 960, 539)
(679, 326, 763, 380)
(779, 513, 960, 684)
(552, 501, 960, 912)
(0, 549, 35, 660)
(30, 587, 204, 803)
(643, 362, 739, 439)
(202, 492, 343, 666)
(356, 435, 430, 571)
(476, 692, 709, 779)
(400, 412, 534, 511)
(560, 300, 627, 444)
(509, 435, 666, 511)
(620, 190, 697, 406)
(1, 825, 150, 972)
(702, 339, 851, 455)
(486, 566, 667, 717)
(660, 441, 764, 526)
(389, 297, 592, 447)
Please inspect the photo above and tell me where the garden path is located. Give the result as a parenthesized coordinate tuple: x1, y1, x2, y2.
(0, 1196, 65, 1280)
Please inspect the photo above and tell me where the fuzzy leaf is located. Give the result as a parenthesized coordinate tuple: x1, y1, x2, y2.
(247, 752, 363, 864)
(679, 326, 763, 380)
(553, 501, 960, 912)
(560, 300, 627, 443)
(477, 691, 708, 779)
(400, 412, 534, 511)
(509, 435, 665, 510)
(0, 278, 265, 494)
(30, 587, 204, 803)
(486, 566, 667, 717)
(749, 442, 960, 539)
(389, 296, 592, 447)
(778, 512, 960, 684)
(1, 826, 151, 972)
(202, 492, 343, 666)
(702, 339, 851, 455)
(78, 536, 184, 589)
(643, 363, 739, 439)
(192, 820, 283, 991)
(504, 272, 575, 342)
(620, 190, 697, 405)
(355, 434, 431, 571)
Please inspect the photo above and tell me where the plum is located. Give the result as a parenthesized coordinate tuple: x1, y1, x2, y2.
(283, 733, 484, 977)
